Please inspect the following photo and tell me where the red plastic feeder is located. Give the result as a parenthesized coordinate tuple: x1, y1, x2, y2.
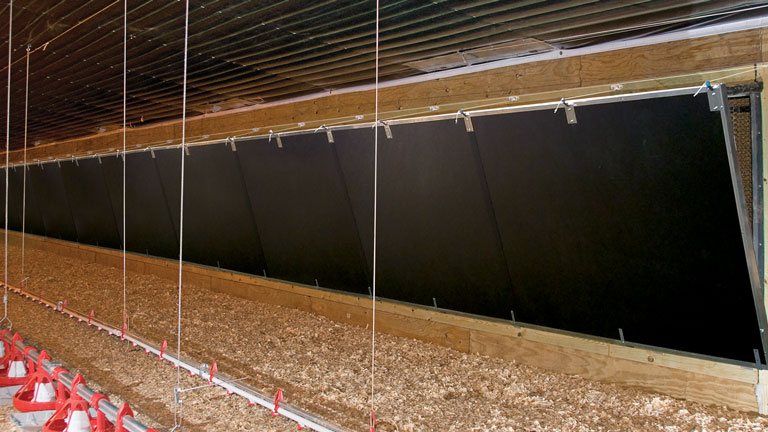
(13, 350, 68, 412)
(42, 373, 105, 432)
(0, 331, 19, 370)
(0, 333, 29, 387)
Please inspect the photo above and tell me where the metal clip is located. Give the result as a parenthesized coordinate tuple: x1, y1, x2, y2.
(226, 137, 237, 152)
(72, 156, 78, 166)
(56, 159, 61, 168)
(184, 144, 190, 156)
(455, 109, 474, 132)
(610, 83, 623, 91)
(314, 125, 334, 143)
(429, 105, 440, 111)
(149, 147, 156, 159)
(269, 130, 283, 148)
(555, 98, 577, 124)
(375, 120, 392, 139)
(508, 96, 520, 102)
(97, 155, 101, 165)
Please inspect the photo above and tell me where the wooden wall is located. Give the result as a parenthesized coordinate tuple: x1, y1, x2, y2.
(8, 230, 764, 413)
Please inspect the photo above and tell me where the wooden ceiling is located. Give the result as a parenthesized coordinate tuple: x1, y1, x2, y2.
(0, 0, 763, 149)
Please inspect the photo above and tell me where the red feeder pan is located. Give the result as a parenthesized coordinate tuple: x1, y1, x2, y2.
(13, 350, 68, 412)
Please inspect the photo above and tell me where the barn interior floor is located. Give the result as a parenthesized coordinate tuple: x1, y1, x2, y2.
(1, 237, 767, 431)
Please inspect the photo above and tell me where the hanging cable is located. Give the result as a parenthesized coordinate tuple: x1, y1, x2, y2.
(121, 0, 128, 332)
(1, 0, 12, 330)
(172, 0, 191, 430)
(370, 0, 380, 429)
(20, 45, 28, 289)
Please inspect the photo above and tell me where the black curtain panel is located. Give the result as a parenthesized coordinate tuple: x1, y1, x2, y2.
(8, 92, 763, 362)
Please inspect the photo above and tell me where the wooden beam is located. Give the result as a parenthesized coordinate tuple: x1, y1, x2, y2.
(9, 29, 765, 164)
(6, 230, 763, 413)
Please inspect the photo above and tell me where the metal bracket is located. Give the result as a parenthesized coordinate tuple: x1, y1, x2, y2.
(226, 137, 237, 152)
(314, 125, 334, 143)
(707, 83, 723, 112)
(455, 109, 474, 132)
(377, 120, 392, 139)
(565, 105, 577, 124)
(555, 98, 578, 125)
(183, 144, 190, 156)
(149, 147, 156, 159)
(269, 130, 283, 148)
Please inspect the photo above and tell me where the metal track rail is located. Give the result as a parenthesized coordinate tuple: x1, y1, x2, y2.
(3, 282, 351, 432)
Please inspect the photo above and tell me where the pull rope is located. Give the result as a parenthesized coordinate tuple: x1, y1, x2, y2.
(121, 0, 128, 331)
(173, 0, 190, 429)
(1, 0, 13, 330)
(21, 45, 28, 287)
(370, 0, 380, 427)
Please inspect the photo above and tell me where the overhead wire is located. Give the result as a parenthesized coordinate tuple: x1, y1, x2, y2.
(0, 0, 121, 75)
(1, 0, 11, 330)
(370, 0, 380, 429)
(172, 0, 191, 429)
(20, 44, 28, 287)
(122, 0, 128, 332)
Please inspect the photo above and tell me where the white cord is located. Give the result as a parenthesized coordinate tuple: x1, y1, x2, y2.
(122, 0, 128, 331)
(21, 45, 28, 286)
(174, 0, 191, 428)
(2, 0, 13, 328)
(370, 0, 380, 425)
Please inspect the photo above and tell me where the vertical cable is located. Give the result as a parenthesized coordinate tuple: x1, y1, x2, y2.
(370, 0, 380, 424)
(174, 0, 190, 429)
(2, 0, 12, 327)
(122, 0, 127, 331)
(20, 45, 27, 285)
